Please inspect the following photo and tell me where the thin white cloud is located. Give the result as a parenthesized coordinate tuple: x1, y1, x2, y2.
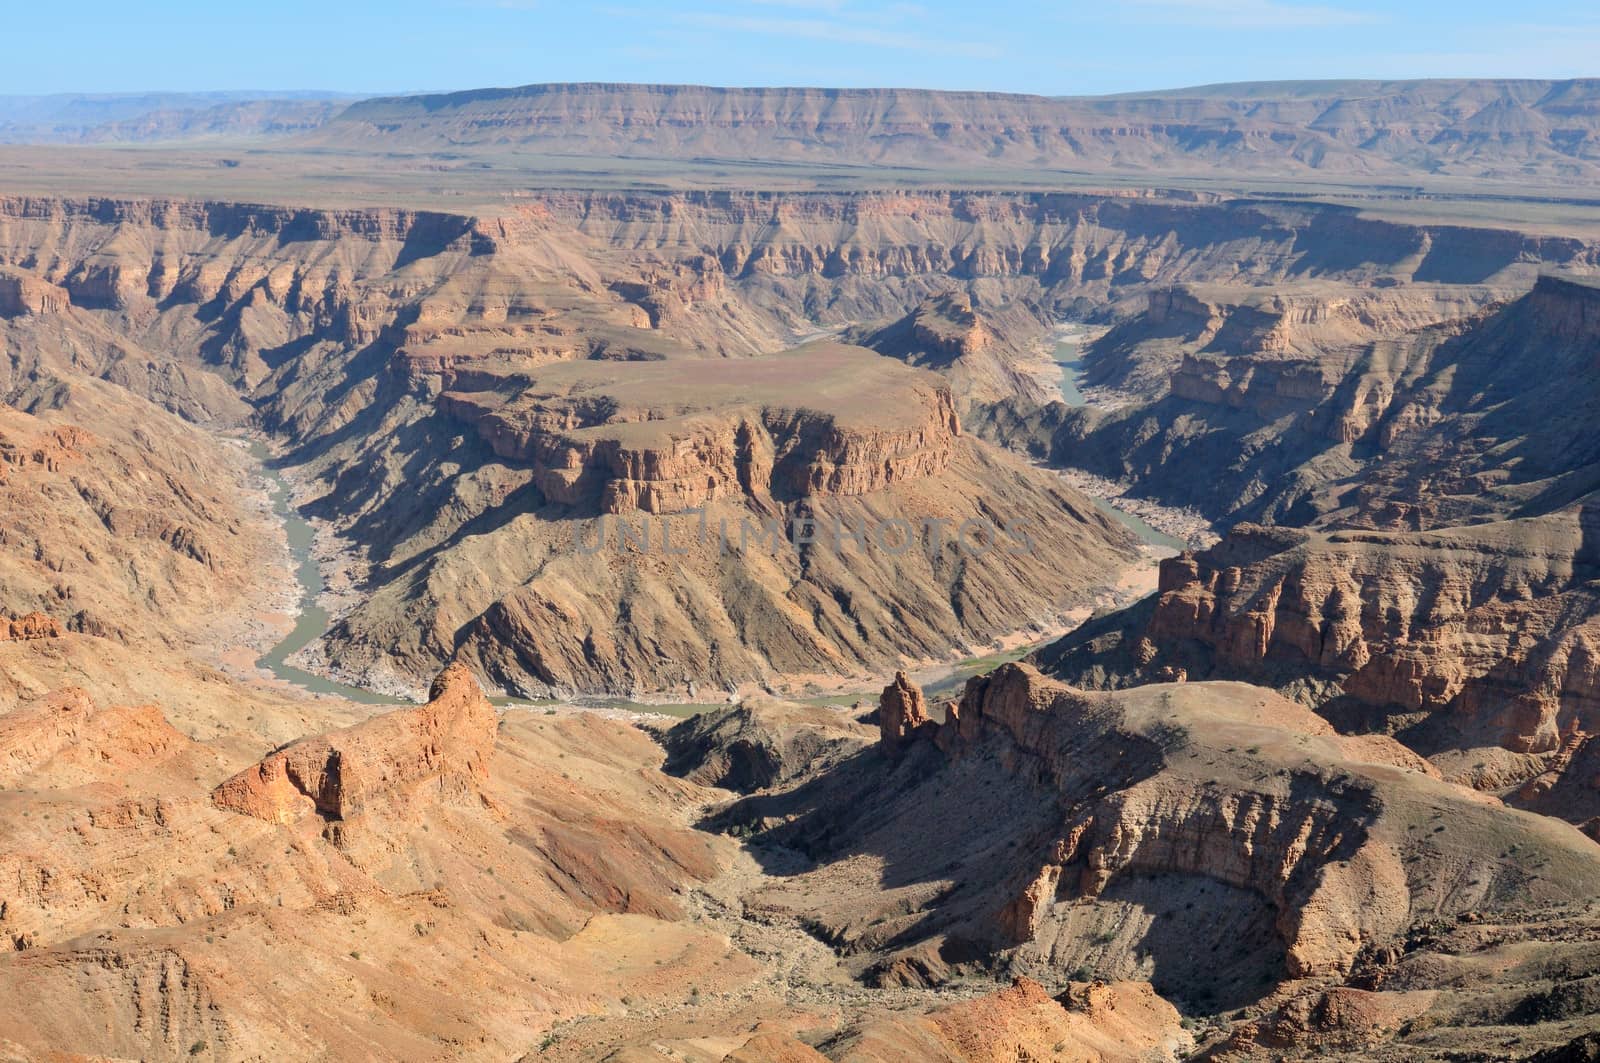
(746, 0, 850, 11)
(673, 11, 1002, 59)
(1124, 0, 1378, 28)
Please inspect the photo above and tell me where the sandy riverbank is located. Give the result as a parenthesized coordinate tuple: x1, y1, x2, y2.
(1055, 468, 1219, 552)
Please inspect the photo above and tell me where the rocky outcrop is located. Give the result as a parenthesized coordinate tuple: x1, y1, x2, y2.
(940, 665, 1412, 978)
(877, 671, 932, 756)
(0, 612, 62, 641)
(0, 267, 69, 316)
(0, 687, 189, 787)
(1048, 507, 1600, 772)
(1225, 987, 1439, 1055)
(211, 664, 496, 827)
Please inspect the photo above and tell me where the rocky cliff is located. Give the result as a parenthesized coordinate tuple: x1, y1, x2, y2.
(212, 663, 496, 828)
(0, 266, 69, 316)
(0, 611, 60, 641)
(438, 343, 961, 514)
(1042, 504, 1600, 793)
(1057, 274, 1600, 528)
(439, 439, 1134, 699)
(715, 665, 1600, 1021)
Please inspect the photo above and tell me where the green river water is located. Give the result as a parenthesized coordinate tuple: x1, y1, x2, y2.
(1051, 330, 1189, 552)
(249, 334, 1184, 712)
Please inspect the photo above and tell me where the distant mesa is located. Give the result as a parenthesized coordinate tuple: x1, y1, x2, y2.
(437, 342, 963, 515)
(306, 79, 1600, 184)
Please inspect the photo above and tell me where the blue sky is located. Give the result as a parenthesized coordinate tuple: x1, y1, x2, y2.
(6, 0, 1599, 97)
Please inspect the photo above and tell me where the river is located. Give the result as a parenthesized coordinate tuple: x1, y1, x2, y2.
(251, 442, 402, 705)
(250, 442, 729, 715)
(247, 329, 1202, 713)
(1047, 325, 1205, 552)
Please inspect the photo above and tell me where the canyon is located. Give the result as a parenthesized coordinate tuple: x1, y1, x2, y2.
(3, 77, 1600, 1061)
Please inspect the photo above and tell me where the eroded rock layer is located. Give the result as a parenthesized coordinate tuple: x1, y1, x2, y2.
(716, 665, 1600, 1021)
(1056, 274, 1600, 530)
(1042, 502, 1600, 805)
(437, 343, 961, 514)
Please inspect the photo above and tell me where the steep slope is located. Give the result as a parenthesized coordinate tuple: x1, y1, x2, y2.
(0, 384, 273, 652)
(671, 666, 1600, 1057)
(1053, 276, 1600, 529)
(1040, 504, 1600, 803)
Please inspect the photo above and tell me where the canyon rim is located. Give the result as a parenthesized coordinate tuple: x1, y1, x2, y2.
(5, 9, 1600, 1061)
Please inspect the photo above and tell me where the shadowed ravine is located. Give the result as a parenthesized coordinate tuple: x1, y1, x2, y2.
(1051, 326, 1191, 552)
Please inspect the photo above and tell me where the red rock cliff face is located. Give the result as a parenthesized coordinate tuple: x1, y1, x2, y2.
(0, 612, 63, 641)
(438, 344, 963, 515)
(1142, 513, 1600, 756)
(211, 664, 496, 828)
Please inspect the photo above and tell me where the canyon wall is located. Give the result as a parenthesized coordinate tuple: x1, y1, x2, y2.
(4, 190, 1597, 696)
(1056, 274, 1600, 529)
(1040, 505, 1600, 815)
(436, 344, 962, 515)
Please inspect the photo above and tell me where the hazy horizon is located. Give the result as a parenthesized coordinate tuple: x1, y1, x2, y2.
(7, 0, 1598, 98)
